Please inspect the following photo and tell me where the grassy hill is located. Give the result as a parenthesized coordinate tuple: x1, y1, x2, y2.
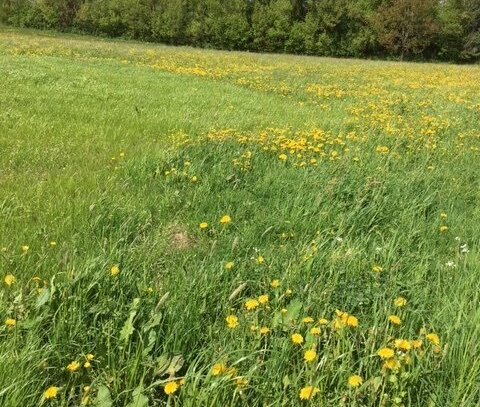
(1, 27, 479, 406)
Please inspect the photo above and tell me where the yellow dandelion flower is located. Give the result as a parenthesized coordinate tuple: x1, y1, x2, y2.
(199, 222, 208, 230)
(43, 386, 59, 400)
(50, 241, 57, 247)
(259, 326, 270, 335)
(440, 213, 448, 219)
(302, 317, 314, 324)
(394, 297, 407, 307)
(278, 154, 288, 161)
(377, 347, 395, 359)
(66, 361, 80, 373)
(258, 294, 269, 305)
(388, 315, 401, 326)
(411, 339, 423, 349)
(318, 318, 329, 325)
(394, 339, 412, 352)
(83, 361, 91, 369)
(224, 261, 234, 270)
(333, 318, 344, 330)
(110, 265, 120, 277)
(5, 318, 16, 328)
(21, 245, 29, 253)
(291, 333, 304, 345)
(4, 274, 15, 287)
(270, 279, 280, 289)
(348, 375, 363, 388)
(285, 288, 293, 296)
(235, 377, 248, 389)
(346, 315, 359, 328)
(304, 349, 317, 363)
(336, 310, 348, 320)
(376, 146, 389, 154)
(191, 176, 198, 183)
(86, 354, 94, 361)
(439, 226, 448, 233)
(256, 256, 264, 265)
(211, 363, 227, 376)
(164, 381, 179, 395)
(372, 265, 383, 273)
(244, 299, 259, 311)
(225, 367, 237, 378)
(225, 315, 239, 329)
(281, 308, 288, 314)
(310, 327, 321, 335)
(299, 386, 320, 401)
(220, 215, 231, 225)
(383, 358, 401, 372)
(426, 333, 440, 346)
(334, 312, 358, 328)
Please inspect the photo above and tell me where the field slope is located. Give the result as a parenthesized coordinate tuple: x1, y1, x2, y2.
(0, 27, 479, 406)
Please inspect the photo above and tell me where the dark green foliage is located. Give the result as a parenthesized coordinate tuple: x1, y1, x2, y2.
(252, 0, 293, 52)
(438, 0, 480, 61)
(373, 0, 439, 60)
(1, 0, 479, 62)
(186, 0, 252, 49)
(76, 0, 153, 39)
(150, 0, 189, 44)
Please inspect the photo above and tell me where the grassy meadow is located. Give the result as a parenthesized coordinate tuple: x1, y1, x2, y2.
(0, 26, 480, 406)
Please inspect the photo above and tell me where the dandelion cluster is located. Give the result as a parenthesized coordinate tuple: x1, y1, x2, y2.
(210, 279, 443, 403)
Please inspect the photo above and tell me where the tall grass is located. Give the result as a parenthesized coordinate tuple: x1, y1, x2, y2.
(0, 27, 479, 406)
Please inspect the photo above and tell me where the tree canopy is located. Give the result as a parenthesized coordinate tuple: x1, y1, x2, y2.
(1, 0, 479, 62)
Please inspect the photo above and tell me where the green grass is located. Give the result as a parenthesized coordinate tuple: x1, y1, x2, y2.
(0, 26, 479, 406)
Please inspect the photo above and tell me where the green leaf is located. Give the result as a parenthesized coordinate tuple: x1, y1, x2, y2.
(154, 354, 184, 377)
(120, 311, 136, 343)
(271, 311, 281, 329)
(284, 299, 302, 322)
(21, 315, 45, 329)
(142, 330, 157, 358)
(372, 376, 383, 392)
(94, 385, 112, 407)
(142, 312, 161, 333)
(304, 332, 317, 348)
(126, 385, 148, 407)
(49, 275, 56, 298)
(120, 298, 140, 344)
(272, 299, 303, 329)
(154, 354, 170, 376)
(167, 354, 184, 375)
(35, 288, 50, 308)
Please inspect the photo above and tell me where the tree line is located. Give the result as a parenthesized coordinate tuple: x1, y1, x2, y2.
(1, 0, 479, 62)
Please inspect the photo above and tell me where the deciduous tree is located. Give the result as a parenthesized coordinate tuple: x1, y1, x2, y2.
(373, 0, 439, 59)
